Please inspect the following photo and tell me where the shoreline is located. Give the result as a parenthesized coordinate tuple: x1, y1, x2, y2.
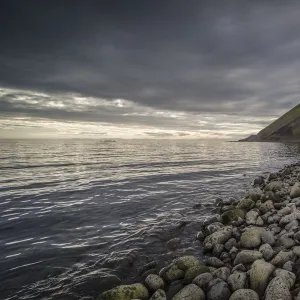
(98, 161, 300, 300)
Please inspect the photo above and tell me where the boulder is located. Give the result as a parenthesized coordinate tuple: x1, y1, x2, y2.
(280, 211, 300, 225)
(278, 207, 292, 216)
(256, 217, 264, 226)
(285, 220, 298, 231)
(192, 273, 213, 290)
(231, 264, 247, 273)
(237, 199, 255, 211)
(229, 289, 259, 300)
(205, 223, 224, 235)
(259, 200, 275, 214)
(163, 264, 185, 283)
(204, 226, 233, 251)
(277, 236, 295, 249)
(176, 256, 200, 271)
(293, 246, 300, 257)
(206, 257, 225, 268)
(245, 188, 262, 201)
(196, 231, 205, 241)
(166, 280, 184, 300)
(145, 274, 164, 291)
(250, 259, 275, 296)
(264, 181, 283, 192)
(259, 243, 275, 261)
(240, 227, 265, 249)
(149, 289, 166, 300)
(270, 251, 294, 267)
(253, 176, 265, 186)
(261, 231, 275, 246)
(290, 183, 300, 198)
(222, 210, 245, 225)
(183, 265, 210, 284)
(246, 210, 259, 225)
(265, 276, 292, 300)
(227, 272, 247, 291)
(172, 284, 205, 300)
(234, 250, 262, 265)
(207, 282, 231, 300)
(229, 246, 239, 260)
(213, 267, 230, 281)
(225, 238, 237, 252)
(207, 278, 226, 291)
(294, 231, 300, 243)
(213, 244, 225, 258)
(98, 283, 149, 300)
(274, 268, 296, 289)
(283, 260, 293, 272)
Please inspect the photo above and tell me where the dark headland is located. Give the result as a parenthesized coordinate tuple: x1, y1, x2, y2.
(98, 162, 300, 300)
(239, 103, 300, 142)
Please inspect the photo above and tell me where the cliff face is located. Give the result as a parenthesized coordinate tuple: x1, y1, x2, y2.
(240, 103, 300, 141)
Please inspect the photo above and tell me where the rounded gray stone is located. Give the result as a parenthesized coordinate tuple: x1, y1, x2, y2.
(229, 289, 259, 300)
(240, 227, 264, 249)
(192, 272, 213, 290)
(145, 274, 164, 291)
(234, 250, 262, 265)
(213, 267, 231, 281)
(270, 251, 294, 267)
(224, 238, 237, 252)
(274, 268, 296, 289)
(204, 226, 233, 251)
(278, 236, 295, 249)
(250, 259, 275, 296)
(149, 289, 166, 300)
(259, 243, 275, 261)
(227, 272, 247, 291)
(206, 257, 225, 268)
(265, 276, 292, 300)
(261, 231, 275, 246)
(172, 284, 205, 300)
(207, 282, 231, 300)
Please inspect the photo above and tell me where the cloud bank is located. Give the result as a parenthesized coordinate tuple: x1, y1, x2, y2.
(0, 1, 299, 138)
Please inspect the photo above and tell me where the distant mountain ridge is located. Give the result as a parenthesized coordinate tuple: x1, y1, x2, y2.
(239, 103, 300, 141)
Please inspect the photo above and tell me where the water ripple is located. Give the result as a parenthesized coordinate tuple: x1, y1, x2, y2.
(0, 139, 300, 299)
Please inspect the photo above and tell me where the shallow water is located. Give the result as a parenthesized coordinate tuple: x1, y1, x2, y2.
(0, 139, 300, 299)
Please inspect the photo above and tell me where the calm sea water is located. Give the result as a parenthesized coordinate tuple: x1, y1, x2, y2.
(1, 139, 300, 299)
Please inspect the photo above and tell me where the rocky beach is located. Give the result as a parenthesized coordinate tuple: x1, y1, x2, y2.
(98, 162, 300, 300)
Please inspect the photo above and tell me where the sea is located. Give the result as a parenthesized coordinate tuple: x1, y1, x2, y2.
(0, 139, 300, 299)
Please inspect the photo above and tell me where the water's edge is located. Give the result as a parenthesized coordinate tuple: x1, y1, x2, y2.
(100, 161, 300, 300)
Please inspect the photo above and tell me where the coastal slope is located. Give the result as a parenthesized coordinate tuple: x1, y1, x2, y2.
(240, 103, 300, 141)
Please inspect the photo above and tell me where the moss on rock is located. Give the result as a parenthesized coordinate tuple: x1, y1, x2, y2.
(183, 265, 211, 284)
(250, 259, 275, 296)
(98, 283, 149, 300)
(240, 227, 265, 249)
(175, 256, 200, 271)
(221, 209, 245, 224)
(237, 199, 255, 211)
(163, 264, 185, 283)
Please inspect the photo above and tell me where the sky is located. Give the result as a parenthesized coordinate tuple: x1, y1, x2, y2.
(0, 1, 299, 139)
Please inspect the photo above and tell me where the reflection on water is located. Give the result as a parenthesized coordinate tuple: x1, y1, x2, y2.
(0, 139, 300, 299)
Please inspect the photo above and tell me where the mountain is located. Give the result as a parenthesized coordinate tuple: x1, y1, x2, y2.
(239, 103, 300, 142)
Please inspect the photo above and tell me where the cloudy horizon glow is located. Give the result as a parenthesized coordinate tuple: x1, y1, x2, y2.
(0, 1, 299, 139)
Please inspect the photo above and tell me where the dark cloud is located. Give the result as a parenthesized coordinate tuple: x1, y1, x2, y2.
(0, 0, 300, 138)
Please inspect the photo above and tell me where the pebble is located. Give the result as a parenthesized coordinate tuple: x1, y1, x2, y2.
(207, 282, 231, 300)
(229, 289, 259, 300)
(261, 231, 275, 246)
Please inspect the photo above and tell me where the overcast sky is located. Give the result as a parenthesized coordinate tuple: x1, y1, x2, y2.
(0, 1, 299, 139)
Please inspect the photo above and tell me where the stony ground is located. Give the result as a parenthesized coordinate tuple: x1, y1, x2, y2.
(98, 162, 300, 300)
